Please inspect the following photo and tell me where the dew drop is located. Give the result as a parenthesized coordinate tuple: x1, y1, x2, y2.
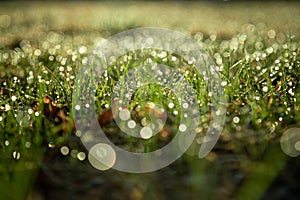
(13, 151, 20, 160)
(48, 142, 56, 148)
(5, 104, 11, 111)
(221, 81, 227, 86)
(11, 96, 17, 101)
(168, 102, 174, 109)
(262, 86, 268, 92)
(233, 117, 240, 124)
(75, 105, 80, 110)
(179, 124, 187, 132)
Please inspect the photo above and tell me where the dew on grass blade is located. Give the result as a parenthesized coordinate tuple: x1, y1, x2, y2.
(11, 95, 17, 101)
(5, 104, 11, 111)
(233, 117, 240, 124)
(280, 127, 300, 157)
(179, 124, 187, 132)
(75, 105, 80, 110)
(168, 102, 174, 109)
(13, 151, 20, 160)
(48, 142, 56, 148)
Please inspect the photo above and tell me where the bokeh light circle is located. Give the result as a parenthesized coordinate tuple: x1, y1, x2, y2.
(72, 28, 226, 173)
(88, 143, 117, 171)
(280, 127, 300, 157)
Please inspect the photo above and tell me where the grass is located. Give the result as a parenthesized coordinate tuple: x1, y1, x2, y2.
(0, 2, 300, 200)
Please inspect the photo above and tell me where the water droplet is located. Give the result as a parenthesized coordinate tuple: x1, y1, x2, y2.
(262, 86, 268, 92)
(79, 46, 87, 54)
(13, 151, 20, 160)
(233, 117, 240, 124)
(11, 96, 17, 101)
(221, 81, 227, 86)
(75, 105, 80, 110)
(168, 102, 174, 109)
(48, 142, 56, 148)
(27, 108, 33, 114)
(5, 104, 11, 111)
(179, 124, 187, 132)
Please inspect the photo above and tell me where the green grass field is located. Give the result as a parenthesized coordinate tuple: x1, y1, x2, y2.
(0, 1, 300, 200)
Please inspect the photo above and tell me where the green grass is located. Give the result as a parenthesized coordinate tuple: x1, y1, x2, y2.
(0, 2, 300, 199)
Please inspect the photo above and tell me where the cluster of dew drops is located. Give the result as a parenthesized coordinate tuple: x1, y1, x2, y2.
(0, 23, 299, 162)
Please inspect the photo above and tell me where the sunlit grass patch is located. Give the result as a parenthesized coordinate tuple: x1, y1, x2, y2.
(0, 24, 299, 160)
